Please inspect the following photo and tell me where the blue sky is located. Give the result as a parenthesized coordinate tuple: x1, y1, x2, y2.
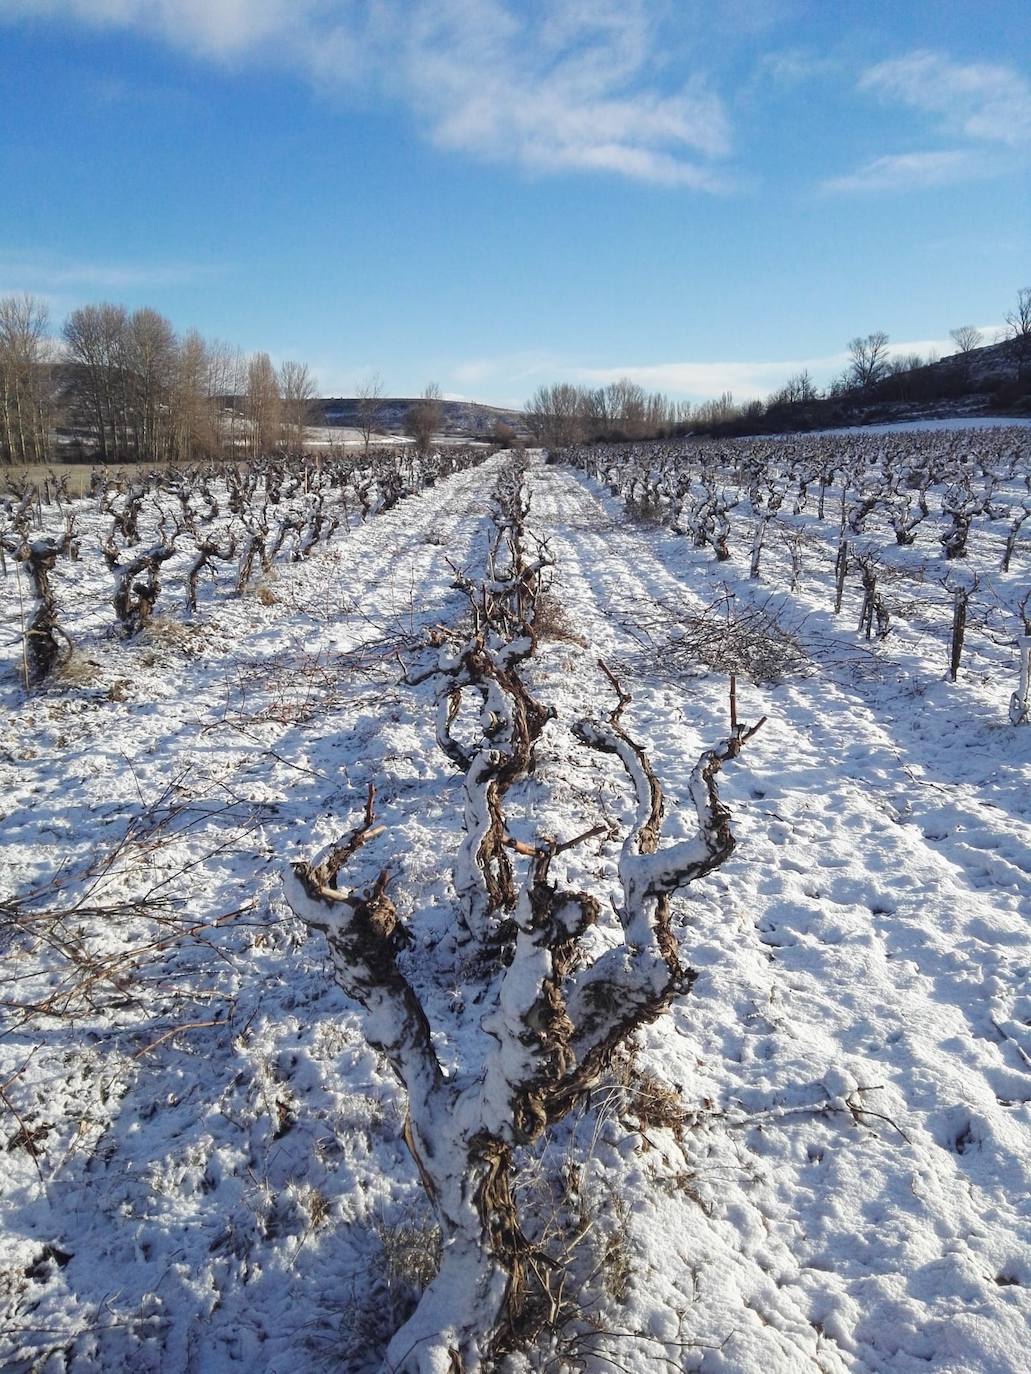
(0, 0, 1028, 407)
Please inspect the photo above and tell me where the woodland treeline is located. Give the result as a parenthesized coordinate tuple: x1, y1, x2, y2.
(525, 289, 1031, 446)
(0, 294, 450, 467)
(0, 293, 324, 466)
(6, 288, 1030, 465)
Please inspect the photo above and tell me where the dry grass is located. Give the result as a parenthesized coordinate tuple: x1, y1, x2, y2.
(628, 1071, 687, 1140)
(50, 650, 100, 688)
(139, 615, 207, 654)
(374, 1208, 442, 1292)
(534, 592, 587, 647)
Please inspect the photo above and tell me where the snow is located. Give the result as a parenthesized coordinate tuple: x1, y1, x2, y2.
(2, 442, 1030, 1371)
(760, 415, 1031, 439)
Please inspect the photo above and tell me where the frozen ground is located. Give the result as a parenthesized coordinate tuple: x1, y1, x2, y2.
(1, 448, 1029, 1372)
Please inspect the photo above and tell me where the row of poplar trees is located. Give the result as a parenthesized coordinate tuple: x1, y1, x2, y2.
(0, 292, 317, 467)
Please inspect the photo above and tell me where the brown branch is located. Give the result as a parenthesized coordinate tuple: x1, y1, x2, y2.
(130, 1016, 226, 1061)
(312, 783, 384, 888)
(597, 658, 630, 724)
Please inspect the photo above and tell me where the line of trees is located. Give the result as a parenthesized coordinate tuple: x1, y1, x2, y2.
(525, 378, 696, 446)
(528, 290, 1030, 448)
(61, 302, 320, 463)
(0, 291, 455, 468)
(0, 293, 320, 467)
(9, 286, 1028, 465)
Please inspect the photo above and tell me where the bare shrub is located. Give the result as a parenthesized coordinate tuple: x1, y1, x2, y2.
(598, 1192, 635, 1302)
(534, 591, 587, 647)
(0, 772, 260, 1034)
(654, 595, 809, 684)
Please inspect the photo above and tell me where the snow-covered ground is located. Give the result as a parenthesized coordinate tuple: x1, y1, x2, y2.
(1, 448, 1029, 1372)
(761, 415, 1031, 439)
(303, 427, 489, 448)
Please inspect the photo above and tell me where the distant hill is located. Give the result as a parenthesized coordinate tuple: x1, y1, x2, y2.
(314, 396, 527, 439)
(724, 335, 1031, 437)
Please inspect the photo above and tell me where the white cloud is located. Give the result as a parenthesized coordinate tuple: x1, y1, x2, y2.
(451, 350, 563, 389)
(860, 50, 1031, 148)
(0, 0, 314, 59)
(571, 330, 987, 402)
(0, 0, 733, 188)
(821, 48, 1031, 195)
(333, 326, 1006, 408)
(447, 348, 842, 405)
(758, 46, 841, 87)
(574, 356, 841, 402)
(820, 149, 977, 194)
(0, 250, 219, 291)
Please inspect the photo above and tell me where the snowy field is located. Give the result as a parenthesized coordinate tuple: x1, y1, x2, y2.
(762, 416, 1031, 439)
(1, 434, 1030, 1373)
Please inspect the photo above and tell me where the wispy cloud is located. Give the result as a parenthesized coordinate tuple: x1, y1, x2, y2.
(452, 350, 565, 389)
(0, 0, 733, 189)
(411, 325, 1005, 406)
(0, 249, 221, 293)
(574, 356, 840, 402)
(448, 348, 845, 405)
(758, 46, 841, 88)
(820, 149, 978, 194)
(0, 0, 315, 60)
(860, 50, 1031, 148)
(572, 331, 979, 401)
(823, 48, 1031, 195)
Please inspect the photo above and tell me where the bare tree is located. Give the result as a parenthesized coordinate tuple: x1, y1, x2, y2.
(644, 389, 675, 436)
(847, 332, 890, 389)
(207, 340, 245, 456)
(605, 376, 648, 438)
(355, 372, 384, 456)
(403, 381, 443, 457)
(245, 352, 281, 457)
(491, 418, 517, 449)
(885, 352, 925, 375)
(525, 383, 584, 448)
(1005, 287, 1031, 380)
(774, 369, 818, 405)
(172, 330, 215, 461)
(950, 325, 983, 354)
(279, 359, 317, 455)
(1006, 287, 1031, 338)
(525, 381, 683, 447)
(63, 302, 130, 460)
(674, 398, 693, 427)
(695, 390, 739, 426)
(62, 303, 177, 462)
(123, 307, 177, 462)
(0, 294, 55, 467)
